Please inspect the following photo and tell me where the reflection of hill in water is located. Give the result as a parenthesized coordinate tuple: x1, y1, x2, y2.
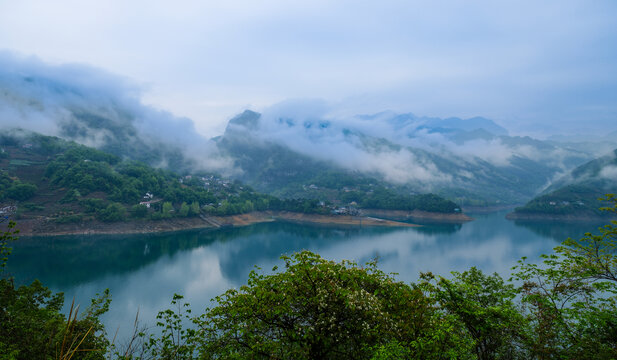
(198, 223, 409, 284)
(16, 214, 594, 291)
(213, 222, 467, 283)
(8, 222, 407, 287)
(360, 213, 466, 235)
(411, 223, 462, 235)
(9, 230, 216, 287)
(512, 220, 605, 242)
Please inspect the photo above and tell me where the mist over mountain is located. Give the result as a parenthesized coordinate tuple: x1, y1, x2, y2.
(510, 148, 617, 218)
(216, 103, 599, 205)
(0, 52, 232, 174)
(542, 148, 617, 193)
(1, 53, 611, 206)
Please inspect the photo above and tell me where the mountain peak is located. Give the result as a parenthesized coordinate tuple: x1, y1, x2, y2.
(429, 116, 508, 136)
(226, 110, 261, 132)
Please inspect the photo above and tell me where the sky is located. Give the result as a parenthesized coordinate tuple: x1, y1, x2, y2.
(0, 0, 616, 137)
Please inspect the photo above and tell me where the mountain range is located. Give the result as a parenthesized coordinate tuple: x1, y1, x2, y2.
(214, 109, 600, 206)
(2, 58, 616, 209)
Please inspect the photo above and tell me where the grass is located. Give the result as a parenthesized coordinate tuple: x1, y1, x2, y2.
(57, 298, 96, 360)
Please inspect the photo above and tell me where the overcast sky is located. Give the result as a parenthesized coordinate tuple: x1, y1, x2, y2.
(0, 0, 616, 137)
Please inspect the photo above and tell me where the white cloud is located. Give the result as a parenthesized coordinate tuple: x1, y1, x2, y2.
(0, 52, 235, 174)
(0, 1, 615, 136)
(599, 165, 617, 180)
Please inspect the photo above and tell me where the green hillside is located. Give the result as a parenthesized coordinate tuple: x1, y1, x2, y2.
(0, 131, 279, 223)
(216, 110, 592, 207)
(511, 149, 617, 218)
(0, 131, 460, 225)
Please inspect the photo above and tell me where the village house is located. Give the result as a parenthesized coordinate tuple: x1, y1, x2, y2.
(0, 205, 17, 215)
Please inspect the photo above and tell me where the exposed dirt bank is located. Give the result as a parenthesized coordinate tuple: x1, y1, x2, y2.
(11, 213, 274, 237)
(10, 211, 420, 237)
(272, 212, 419, 227)
(360, 209, 473, 223)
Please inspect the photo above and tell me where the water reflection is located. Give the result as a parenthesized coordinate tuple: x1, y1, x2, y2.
(411, 223, 462, 235)
(7, 211, 595, 341)
(8, 224, 398, 287)
(512, 219, 604, 242)
(7, 230, 218, 287)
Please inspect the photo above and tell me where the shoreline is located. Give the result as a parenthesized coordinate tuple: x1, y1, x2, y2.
(505, 212, 617, 222)
(360, 209, 473, 223)
(272, 212, 420, 227)
(10, 210, 427, 237)
(461, 205, 518, 214)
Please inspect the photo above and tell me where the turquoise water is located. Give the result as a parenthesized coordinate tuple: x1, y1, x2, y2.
(5, 211, 605, 341)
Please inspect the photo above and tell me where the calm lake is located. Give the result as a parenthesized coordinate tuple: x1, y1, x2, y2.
(6, 211, 605, 341)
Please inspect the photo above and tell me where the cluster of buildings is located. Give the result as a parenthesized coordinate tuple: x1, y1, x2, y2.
(139, 192, 159, 208)
(331, 205, 360, 216)
(179, 174, 233, 191)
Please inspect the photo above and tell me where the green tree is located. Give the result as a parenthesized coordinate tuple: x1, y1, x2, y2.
(217, 200, 230, 216)
(162, 201, 174, 218)
(97, 202, 126, 222)
(189, 201, 200, 216)
(5, 183, 38, 201)
(80, 198, 106, 214)
(179, 202, 190, 217)
(131, 204, 148, 218)
(191, 251, 467, 359)
(420, 268, 528, 360)
(60, 189, 81, 203)
(513, 194, 617, 359)
(1, 220, 19, 273)
(242, 199, 254, 213)
(143, 294, 198, 359)
(0, 219, 110, 360)
(0, 280, 110, 360)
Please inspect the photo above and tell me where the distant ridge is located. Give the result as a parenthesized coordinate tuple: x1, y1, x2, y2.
(509, 148, 617, 219)
(215, 109, 593, 206)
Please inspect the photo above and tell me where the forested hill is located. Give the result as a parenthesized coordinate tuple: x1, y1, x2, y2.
(0, 130, 460, 226)
(215, 109, 596, 207)
(0, 130, 272, 223)
(509, 148, 617, 219)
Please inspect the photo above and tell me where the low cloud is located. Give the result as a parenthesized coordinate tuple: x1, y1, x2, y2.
(234, 99, 593, 188)
(0, 52, 235, 174)
(599, 165, 617, 180)
(255, 102, 451, 185)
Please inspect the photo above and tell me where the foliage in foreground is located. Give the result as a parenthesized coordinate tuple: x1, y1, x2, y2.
(195, 251, 469, 359)
(1, 219, 110, 360)
(511, 194, 617, 358)
(2, 196, 617, 359)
